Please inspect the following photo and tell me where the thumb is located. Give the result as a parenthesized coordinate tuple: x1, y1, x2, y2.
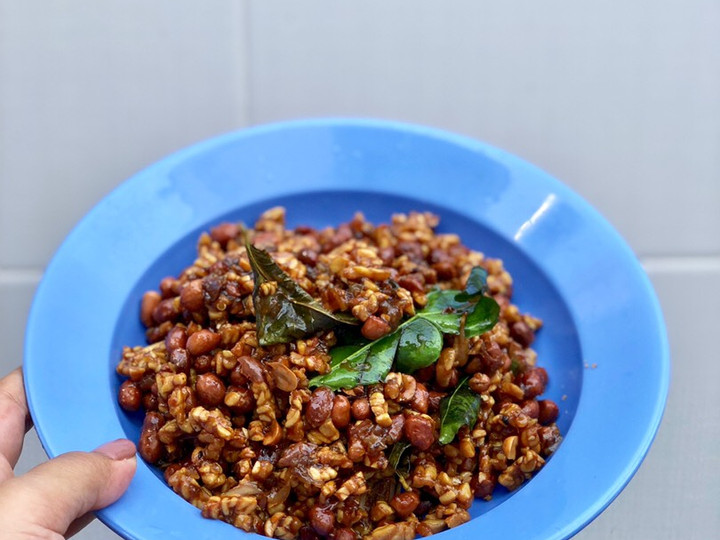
(0, 439, 136, 537)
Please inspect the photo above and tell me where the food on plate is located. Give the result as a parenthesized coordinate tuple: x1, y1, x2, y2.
(116, 208, 562, 539)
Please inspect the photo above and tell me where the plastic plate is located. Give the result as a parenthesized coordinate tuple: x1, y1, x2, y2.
(24, 119, 669, 540)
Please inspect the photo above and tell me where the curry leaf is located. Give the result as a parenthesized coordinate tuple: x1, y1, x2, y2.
(357, 333, 400, 385)
(305, 363, 362, 390)
(309, 332, 399, 389)
(418, 290, 468, 334)
(329, 344, 364, 368)
(307, 266, 500, 389)
(245, 239, 357, 346)
(388, 441, 412, 489)
(388, 441, 411, 471)
(438, 377, 482, 445)
(419, 267, 494, 335)
(464, 296, 501, 338)
(394, 318, 443, 373)
(455, 266, 489, 300)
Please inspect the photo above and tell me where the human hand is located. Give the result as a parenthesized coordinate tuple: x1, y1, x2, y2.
(0, 368, 137, 538)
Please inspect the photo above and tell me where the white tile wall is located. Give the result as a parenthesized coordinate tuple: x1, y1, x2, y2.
(1, 1, 717, 538)
(0, 276, 39, 368)
(247, 0, 720, 258)
(0, 1, 249, 267)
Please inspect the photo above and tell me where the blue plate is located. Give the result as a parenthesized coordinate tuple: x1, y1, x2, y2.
(24, 119, 669, 540)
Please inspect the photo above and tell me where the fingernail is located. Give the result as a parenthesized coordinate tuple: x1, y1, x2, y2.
(94, 438, 137, 460)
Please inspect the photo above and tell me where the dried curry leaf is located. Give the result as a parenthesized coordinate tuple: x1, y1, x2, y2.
(388, 441, 411, 470)
(388, 441, 412, 488)
(438, 377, 482, 445)
(245, 239, 357, 346)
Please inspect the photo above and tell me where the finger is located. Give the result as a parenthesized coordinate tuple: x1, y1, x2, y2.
(0, 368, 32, 479)
(0, 439, 136, 536)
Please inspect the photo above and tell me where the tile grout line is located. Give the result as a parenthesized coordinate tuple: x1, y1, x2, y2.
(0, 268, 44, 284)
(1, 255, 719, 285)
(640, 255, 720, 273)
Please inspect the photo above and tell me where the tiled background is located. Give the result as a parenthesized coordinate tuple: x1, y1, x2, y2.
(2, 1, 719, 538)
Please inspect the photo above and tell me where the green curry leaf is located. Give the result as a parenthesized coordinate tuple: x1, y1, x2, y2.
(245, 239, 357, 346)
(307, 266, 499, 389)
(455, 266, 489, 300)
(438, 377, 482, 445)
(464, 296, 501, 338)
(394, 318, 443, 373)
(329, 344, 364, 368)
(309, 332, 399, 388)
(419, 267, 497, 338)
(417, 290, 469, 334)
